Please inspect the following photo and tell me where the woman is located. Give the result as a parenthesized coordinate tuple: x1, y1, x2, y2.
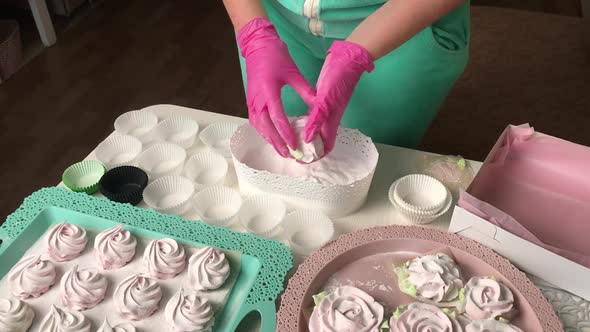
(224, 0, 469, 158)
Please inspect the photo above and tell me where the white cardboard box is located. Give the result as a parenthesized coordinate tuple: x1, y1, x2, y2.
(449, 206, 590, 300)
(449, 124, 590, 300)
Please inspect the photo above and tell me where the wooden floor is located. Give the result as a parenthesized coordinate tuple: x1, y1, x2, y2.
(0, 0, 589, 221)
(0, 0, 246, 219)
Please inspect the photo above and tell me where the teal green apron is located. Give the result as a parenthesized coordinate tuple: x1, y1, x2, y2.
(239, 0, 470, 148)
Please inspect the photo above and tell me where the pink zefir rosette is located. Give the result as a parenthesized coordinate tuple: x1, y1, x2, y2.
(114, 274, 162, 320)
(60, 265, 108, 311)
(94, 225, 137, 270)
(45, 222, 88, 262)
(38, 305, 91, 332)
(390, 302, 463, 332)
(187, 246, 230, 291)
(308, 286, 384, 332)
(165, 288, 214, 332)
(289, 117, 325, 163)
(0, 298, 35, 332)
(397, 253, 464, 306)
(143, 238, 187, 280)
(97, 319, 137, 332)
(8, 255, 56, 299)
(463, 276, 516, 320)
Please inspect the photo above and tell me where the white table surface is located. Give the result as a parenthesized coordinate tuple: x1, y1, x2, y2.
(74, 104, 585, 331)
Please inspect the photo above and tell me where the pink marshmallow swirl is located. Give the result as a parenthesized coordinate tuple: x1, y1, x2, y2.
(143, 238, 187, 280)
(0, 298, 35, 332)
(406, 253, 464, 303)
(390, 302, 463, 332)
(464, 277, 515, 320)
(114, 274, 162, 320)
(188, 246, 230, 291)
(94, 225, 137, 270)
(60, 265, 108, 311)
(308, 286, 384, 332)
(45, 222, 88, 262)
(291, 117, 324, 164)
(465, 320, 523, 332)
(97, 319, 137, 332)
(38, 305, 91, 332)
(165, 288, 214, 332)
(8, 255, 56, 298)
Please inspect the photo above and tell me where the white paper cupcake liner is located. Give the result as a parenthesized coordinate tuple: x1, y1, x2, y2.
(95, 134, 143, 169)
(114, 110, 158, 142)
(282, 210, 334, 256)
(391, 174, 448, 214)
(193, 185, 242, 227)
(199, 122, 239, 157)
(137, 143, 187, 180)
(392, 188, 453, 225)
(143, 175, 195, 215)
(152, 116, 199, 148)
(183, 152, 228, 188)
(239, 195, 286, 237)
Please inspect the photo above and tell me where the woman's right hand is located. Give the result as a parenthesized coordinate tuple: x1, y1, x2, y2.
(238, 18, 316, 157)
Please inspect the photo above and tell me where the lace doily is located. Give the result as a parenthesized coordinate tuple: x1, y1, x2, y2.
(537, 280, 590, 332)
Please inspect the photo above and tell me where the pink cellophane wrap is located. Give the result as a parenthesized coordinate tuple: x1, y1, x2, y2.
(460, 124, 590, 268)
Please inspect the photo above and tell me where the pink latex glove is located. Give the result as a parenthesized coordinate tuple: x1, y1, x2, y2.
(304, 41, 374, 155)
(238, 18, 316, 157)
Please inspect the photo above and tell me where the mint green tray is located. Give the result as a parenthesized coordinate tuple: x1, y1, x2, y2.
(0, 187, 292, 332)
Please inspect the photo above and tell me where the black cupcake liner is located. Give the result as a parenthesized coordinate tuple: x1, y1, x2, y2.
(98, 166, 148, 206)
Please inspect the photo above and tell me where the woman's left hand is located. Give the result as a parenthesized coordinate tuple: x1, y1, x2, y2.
(304, 41, 374, 155)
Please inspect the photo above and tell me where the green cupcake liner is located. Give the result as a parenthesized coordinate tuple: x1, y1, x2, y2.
(62, 160, 106, 194)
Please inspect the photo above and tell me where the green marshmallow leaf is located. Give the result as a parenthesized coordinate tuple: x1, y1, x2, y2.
(313, 291, 329, 306)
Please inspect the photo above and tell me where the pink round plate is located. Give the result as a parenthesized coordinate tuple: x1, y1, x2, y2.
(277, 225, 562, 331)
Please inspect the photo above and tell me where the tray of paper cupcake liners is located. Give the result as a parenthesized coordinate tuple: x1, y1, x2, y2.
(0, 187, 293, 331)
(59, 110, 487, 284)
(61, 109, 338, 259)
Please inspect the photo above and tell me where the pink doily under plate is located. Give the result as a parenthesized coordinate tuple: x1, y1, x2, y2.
(277, 225, 562, 332)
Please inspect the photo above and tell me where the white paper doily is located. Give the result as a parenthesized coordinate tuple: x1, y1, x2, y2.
(536, 281, 590, 331)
